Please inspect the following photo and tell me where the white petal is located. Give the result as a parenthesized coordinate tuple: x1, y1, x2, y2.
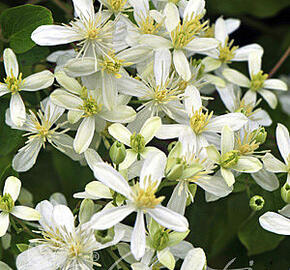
(31, 25, 82, 46)
(131, 211, 146, 260)
(202, 57, 221, 73)
(225, 18, 241, 34)
(205, 145, 220, 163)
(52, 204, 75, 233)
(186, 37, 218, 52)
(85, 181, 112, 199)
(196, 176, 232, 197)
(157, 248, 175, 270)
(276, 123, 290, 164)
(119, 149, 138, 170)
(220, 168, 235, 186)
(117, 76, 148, 97)
(164, 3, 180, 32)
(233, 44, 263, 61)
(181, 248, 206, 270)
(72, 0, 94, 18)
(222, 68, 250, 88)
(3, 48, 19, 77)
(64, 57, 97, 77)
(262, 153, 287, 173)
(0, 212, 10, 237)
(173, 49, 191, 81)
(11, 206, 40, 221)
(243, 90, 257, 106)
(0, 84, 9, 97)
(101, 105, 136, 123)
(50, 89, 83, 111)
(167, 182, 187, 215)
(74, 117, 95, 153)
(264, 79, 287, 91)
(10, 93, 26, 127)
(279, 205, 290, 218)
(259, 212, 290, 235)
(21, 71, 54, 91)
(140, 151, 167, 188)
(67, 110, 83, 124)
(156, 124, 187, 139)
(3, 176, 21, 201)
(108, 123, 131, 146)
(184, 0, 205, 18)
(116, 45, 152, 64)
(248, 51, 262, 76)
(44, 98, 66, 124)
(12, 139, 42, 172)
(91, 162, 132, 198)
(89, 205, 135, 230)
(215, 17, 227, 45)
(184, 85, 202, 114)
(0, 261, 12, 270)
(232, 156, 262, 173)
(258, 89, 277, 109)
(36, 200, 54, 231)
(140, 116, 161, 144)
(102, 72, 117, 110)
(154, 48, 171, 86)
(251, 169, 279, 191)
(221, 125, 234, 155)
(207, 112, 248, 132)
(216, 84, 237, 112)
(148, 205, 188, 232)
(251, 109, 272, 127)
(139, 34, 172, 49)
(55, 71, 82, 94)
(84, 148, 103, 169)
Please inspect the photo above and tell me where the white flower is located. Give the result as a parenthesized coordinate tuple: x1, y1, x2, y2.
(206, 126, 262, 186)
(16, 200, 125, 270)
(262, 123, 290, 183)
(0, 48, 54, 127)
(0, 177, 40, 237)
(50, 71, 136, 153)
(7, 99, 79, 172)
(87, 152, 189, 260)
(156, 85, 248, 151)
(259, 204, 290, 235)
(31, 0, 117, 59)
(180, 247, 207, 270)
(223, 51, 288, 109)
(108, 116, 162, 169)
(201, 16, 263, 72)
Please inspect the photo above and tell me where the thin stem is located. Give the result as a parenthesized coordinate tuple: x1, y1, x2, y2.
(14, 218, 39, 238)
(268, 46, 290, 78)
(107, 248, 129, 270)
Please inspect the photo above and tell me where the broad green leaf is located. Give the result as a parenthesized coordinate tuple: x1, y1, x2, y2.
(0, 4, 53, 53)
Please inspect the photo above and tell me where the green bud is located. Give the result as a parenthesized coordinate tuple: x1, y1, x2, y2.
(251, 127, 267, 144)
(249, 195, 265, 211)
(79, 199, 95, 224)
(220, 150, 239, 169)
(152, 229, 169, 251)
(0, 194, 14, 213)
(165, 157, 186, 180)
(281, 182, 290, 204)
(130, 132, 145, 153)
(95, 227, 115, 244)
(109, 141, 126, 165)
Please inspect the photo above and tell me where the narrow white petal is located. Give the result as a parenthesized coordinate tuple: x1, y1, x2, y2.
(31, 25, 82, 46)
(196, 176, 232, 197)
(258, 89, 277, 109)
(119, 149, 138, 170)
(184, 85, 202, 114)
(89, 205, 135, 230)
(221, 125, 234, 155)
(84, 148, 103, 170)
(220, 168, 235, 186)
(0, 261, 12, 270)
(222, 68, 251, 87)
(259, 212, 290, 235)
(50, 89, 83, 111)
(205, 145, 220, 163)
(108, 123, 131, 146)
(74, 117, 95, 153)
(102, 73, 117, 110)
(85, 181, 112, 199)
(264, 79, 287, 91)
(251, 169, 279, 191)
(0, 84, 9, 97)
(21, 71, 54, 91)
(215, 17, 227, 45)
(243, 89, 257, 106)
(216, 84, 237, 112)
(157, 248, 175, 270)
(232, 156, 262, 173)
(181, 248, 206, 270)
(276, 123, 290, 163)
(164, 3, 180, 32)
(279, 205, 290, 218)
(64, 57, 97, 77)
(11, 206, 40, 221)
(173, 49, 191, 81)
(140, 116, 161, 144)
(186, 38, 218, 52)
(67, 110, 83, 124)
(167, 182, 187, 215)
(148, 205, 189, 232)
(156, 124, 187, 139)
(10, 93, 26, 127)
(139, 34, 172, 49)
(117, 76, 148, 97)
(55, 71, 82, 94)
(52, 205, 75, 233)
(72, 0, 94, 18)
(154, 48, 171, 86)
(248, 51, 262, 76)
(184, 0, 205, 18)
(0, 212, 10, 237)
(131, 211, 146, 260)
(3, 176, 21, 201)
(233, 44, 263, 61)
(262, 153, 287, 173)
(3, 48, 19, 77)
(225, 18, 241, 34)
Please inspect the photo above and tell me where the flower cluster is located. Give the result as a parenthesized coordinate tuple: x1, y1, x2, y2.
(0, 0, 289, 269)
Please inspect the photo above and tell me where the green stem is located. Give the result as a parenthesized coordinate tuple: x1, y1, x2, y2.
(108, 248, 129, 270)
(14, 218, 39, 238)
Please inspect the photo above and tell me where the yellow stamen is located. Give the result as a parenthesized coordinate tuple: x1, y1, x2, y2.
(189, 108, 213, 134)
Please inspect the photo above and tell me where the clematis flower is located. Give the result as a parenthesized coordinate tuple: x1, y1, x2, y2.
(16, 200, 125, 270)
(108, 116, 162, 169)
(223, 51, 288, 109)
(262, 123, 290, 184)
(156, 85, 248, 151)
(87, 152, 189, 260)
(0, 48, 54, 127)
(0, 177, 40, 237)
(206, 126, 262, 186)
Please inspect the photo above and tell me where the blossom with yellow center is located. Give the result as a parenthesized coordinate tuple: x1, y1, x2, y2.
(218, 38, 239, 63)
(189, 108, 213, 134)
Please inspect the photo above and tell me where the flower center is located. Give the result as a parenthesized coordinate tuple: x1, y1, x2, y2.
(101, 53, 125, 78)
(235, 99, 256, 118)
(108, 0, 127, 12)
(189, 108, 213, 134)
(130, 132, 146, 153)
(220, 150, 239, 168)
(139, 15, 162, 35)
(82, 97, 102, 117)
(218, 38, 239, 63)
(86, 27, 100, 40)
(132, 178, 164, 209)
(171, 15, 208, 49)
(4, 73, 24, 94)
(250, 71, 268, 91)
(0, 193, 14, 213)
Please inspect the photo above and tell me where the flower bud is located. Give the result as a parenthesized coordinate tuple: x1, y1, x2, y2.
(0, 194, 14, 213)
(109, 141, 126, 165)
(151, 229, 169, 251)
(249, 195, 264, 211)
(79, 199, 95, 224)
(130, 132, 145, 153)
(165, 157, 186, 180)
(252, 127, 267, 144)
(220, 150, 239, 169)
(95, 227, 115, 244)
(281, 182, 290, 204)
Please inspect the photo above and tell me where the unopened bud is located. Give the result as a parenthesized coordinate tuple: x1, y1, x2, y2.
(220, 150, 239, 169)
(130, 132, 145, 153)
(152, 229, 169, 251)
(109, 141, 126, 165)
(165, 157, 186, 180)
(95, 227, 115, 244)
(0, 194, 14, 213)
(249, 195, 264, 211)
(79, 199, 95, 224)
(252, 127, 267, 144)
(281, 182, 290, 204)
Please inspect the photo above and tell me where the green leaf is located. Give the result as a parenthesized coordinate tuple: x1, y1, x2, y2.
(0, 4, 53, 53)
